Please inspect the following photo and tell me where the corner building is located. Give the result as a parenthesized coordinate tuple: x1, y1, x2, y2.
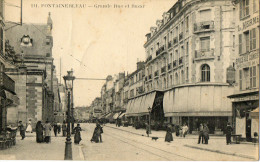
(144, 0, 235, 134)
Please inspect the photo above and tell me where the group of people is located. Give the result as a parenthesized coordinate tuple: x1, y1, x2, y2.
(18, 120, 104, 145)
(197, 123, 210, 144)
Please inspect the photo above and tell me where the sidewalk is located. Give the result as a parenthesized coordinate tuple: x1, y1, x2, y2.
(105, 123, 259, 160)
(0, 132, 84, 160)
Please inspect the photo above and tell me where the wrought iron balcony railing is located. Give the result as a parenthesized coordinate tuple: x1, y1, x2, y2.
(194, 21, 214, 33)
(195, 49, 215, 60)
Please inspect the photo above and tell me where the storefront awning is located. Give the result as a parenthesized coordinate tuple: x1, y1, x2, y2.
(163, 85, 232, 117)
(250, 107, 259, 118)
(113, 113, 120, 119)
(126, 92, 156, 116)
(118, 112, 126, 119)
(0, 90, 20, 107)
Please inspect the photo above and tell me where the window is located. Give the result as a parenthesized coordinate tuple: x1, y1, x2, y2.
(130, 89, 134, 97)
(175, 73, 179, 85)
(244, 31, 249, 52)
(250, 66, 256, 88)
(200, 9, 211, 21)
(250, 28, 256, 50)
(201, 64, 210, 82)
(0, 28, 3, 55)
(170, 75, 172, 86)
(200, 37, 210, 51)
(233, 35, 235, 48)
(185, 16, 189, 32)
(186, 67, 189, 81)
(239, 34, 242, 54)
(239, 70, 242, 90)
(181, 70, 185, 84)
(240, 0, 249, 19)
(186, 42, 189, 56)
(253, 0, 257, 12)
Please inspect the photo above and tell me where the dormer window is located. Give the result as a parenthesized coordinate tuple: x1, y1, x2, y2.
(46, 38, 51, 45)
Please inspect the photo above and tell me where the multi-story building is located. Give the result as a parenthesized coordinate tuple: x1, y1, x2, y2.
(5, 13, 55, 128)
(228, 0, 259, 141)
(92, 97, 102, 118)
(143, 0, 235, 134)
(114, 72, 125, 113)
(0, 0, 19, 134)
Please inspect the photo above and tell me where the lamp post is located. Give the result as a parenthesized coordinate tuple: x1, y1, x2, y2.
(148, 107, 152, 134)
(63, 70, 75, 160)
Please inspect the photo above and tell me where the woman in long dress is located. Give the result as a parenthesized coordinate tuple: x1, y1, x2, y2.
(44, 120, 52, 143)
(26, 120, 33, 133)
(36, 121, 44, 143)
(73, 124, 82, 144)
(91, 123, 100, 143)
(165, 124, 173, 142)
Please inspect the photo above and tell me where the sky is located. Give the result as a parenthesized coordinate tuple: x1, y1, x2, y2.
(5, 0, 176, 107)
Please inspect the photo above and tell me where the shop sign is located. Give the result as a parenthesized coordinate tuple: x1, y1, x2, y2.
(238, 15, 259, 31)
(232, 95, 259, 102)
(236, 50, 259, 69)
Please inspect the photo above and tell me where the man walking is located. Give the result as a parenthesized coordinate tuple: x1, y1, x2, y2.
(18, 121, 25, 140)
(198, 123, 204, 144)
(203, 123, 209, 144)
(226, 122, 233, 145)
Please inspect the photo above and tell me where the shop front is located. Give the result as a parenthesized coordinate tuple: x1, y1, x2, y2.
(228, 90, 259, 141)
(163, 84, 233, 134)
(125, 91, 164, 128)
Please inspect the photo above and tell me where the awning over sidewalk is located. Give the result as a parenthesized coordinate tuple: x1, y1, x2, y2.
(113, 113, 120, 119)
(163, 85, 232, 117)
(118, 112, 126, 119)
(250, 107, 259, 119)
(0, 90, 20, 106)
(126, 92, 156, 117)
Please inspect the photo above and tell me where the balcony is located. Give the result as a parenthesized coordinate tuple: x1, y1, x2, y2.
(161, 66, 166, 74)
(168, 63, 172, 70)
(168, 41, 172, 49)
(173, 37, 178, 45)
(179, 57, 183, 65)
(173, 60, 178, 68)
(156, 46, 166, 56)
(195, 49, 215, 61)
(179, 32, 183, 41)
(194, 21, 214, 33)
(0, 72, 15, 93)
(146, 55, 152, 62)
(154, 70, 159, 78)
(148, 74, 153, 80)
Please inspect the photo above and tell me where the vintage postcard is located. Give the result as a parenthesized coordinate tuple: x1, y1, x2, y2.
(0, 0, 259, 161)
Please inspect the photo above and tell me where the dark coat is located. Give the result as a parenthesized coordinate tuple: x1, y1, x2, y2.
(165, 126, 173, 142)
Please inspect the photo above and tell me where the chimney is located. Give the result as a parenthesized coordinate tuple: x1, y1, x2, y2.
(145, 33, 151, 41)
(137, 61, 145, 70)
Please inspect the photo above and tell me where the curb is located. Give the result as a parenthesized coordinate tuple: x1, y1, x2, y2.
(184, 144, 256, 160)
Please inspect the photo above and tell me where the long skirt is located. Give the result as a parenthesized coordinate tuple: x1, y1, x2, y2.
(45, 136, 51, 143)
(36, 132, 44, 143)
(26, 125, 32, 133)
(74, 132, 82, 144)
(90, 132, 99, 143)
(165, 132, 173, 142)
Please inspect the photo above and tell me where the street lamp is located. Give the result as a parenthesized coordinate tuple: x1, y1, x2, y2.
(148, 107, 152, 134)
(63, 70, 75, 160)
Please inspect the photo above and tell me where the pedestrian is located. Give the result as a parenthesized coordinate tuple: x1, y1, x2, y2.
(91, 123, 103, 143)
(226, 122, 233, 145)
(57, 123, 61, 134)
(36, 121, 44, 143)
(62, 121, 67, 137)
(53, 123, 58, 137)
(175, 125, 180, 137)
(203, 123, 209, 144)
(182, 124, 189, 138)
(165, 124, 173, 142)
(44, 120, 52, 143)
(145, 123, 150, 137)
(18, 121, 25, 140)
(73, 123, 82, 144)
(26, 119, 33, 133)
(198, 123, 204, 144)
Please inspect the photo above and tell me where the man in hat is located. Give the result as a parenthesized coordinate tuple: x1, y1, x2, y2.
(226, 122, 233, 145)
(18, 121, 25, 140)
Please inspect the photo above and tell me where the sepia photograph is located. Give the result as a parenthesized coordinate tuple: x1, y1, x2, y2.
(0, 0, 259, 161)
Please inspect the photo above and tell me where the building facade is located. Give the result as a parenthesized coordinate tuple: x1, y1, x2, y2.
(143, 0, 235, 134)
(228, 0, 259, 141)
(5, 13, 56, 128)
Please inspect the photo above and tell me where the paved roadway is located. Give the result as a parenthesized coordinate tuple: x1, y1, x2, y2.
(79, 123, 253, 161)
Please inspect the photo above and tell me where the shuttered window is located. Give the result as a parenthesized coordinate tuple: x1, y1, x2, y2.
(239, 34, 242, 54)
(250, 28, 256, 50)
(200, 37, 210, 51)
(239, 70, 242, 90)
(250, 66, 256, 88)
